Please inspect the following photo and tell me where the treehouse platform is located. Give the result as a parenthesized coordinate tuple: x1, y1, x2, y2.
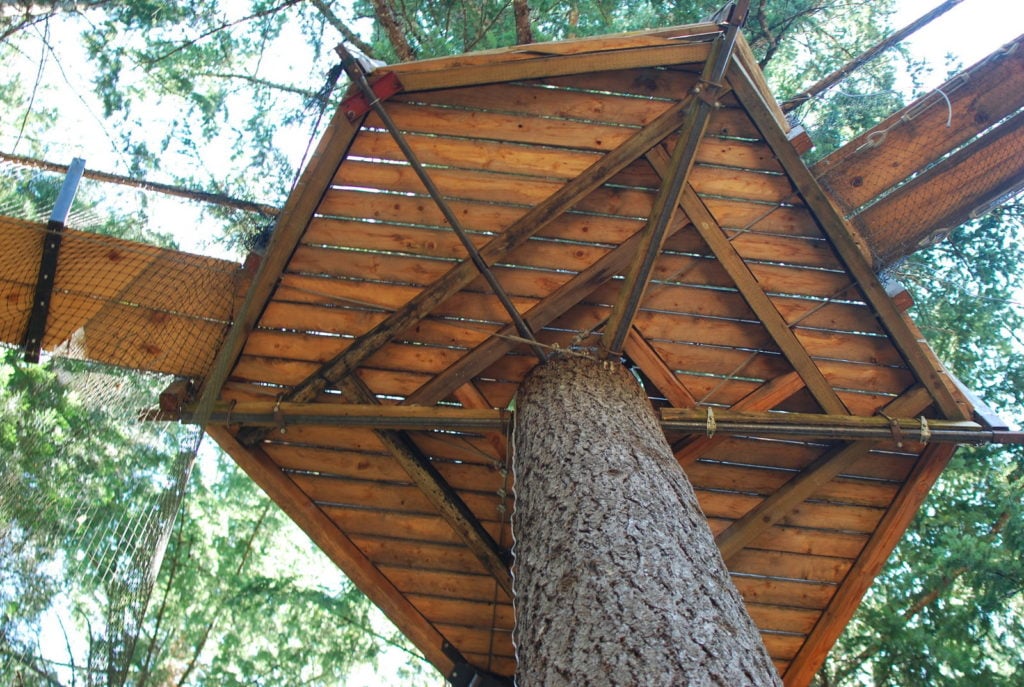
(2, 16, 1022, 687)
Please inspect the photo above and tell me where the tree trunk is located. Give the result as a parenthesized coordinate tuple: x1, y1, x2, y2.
(512, 355, 782, 686)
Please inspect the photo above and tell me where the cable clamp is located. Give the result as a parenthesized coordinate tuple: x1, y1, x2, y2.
(273, 394, 287, 435)
(919, 416, 931, 445)
(879, 412, 903, 448)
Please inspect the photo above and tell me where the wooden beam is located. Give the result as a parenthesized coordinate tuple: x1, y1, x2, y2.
(813, 32, 1024, 217)
(204, 425, 455, 676)
(401, 214, 692, 407)
(336, 375, 514, 598)
(192, 108, 366, 418)
(673, 371, 806, 467)
(623, 327, 697, 409)
(601, 15, 742, 356)
(274, 96, 697, 414)
(726, 57, 969, 421)
(388, 39, 715, 92)
(183, 401, 507, 431)
(781, 443, 958, 686)
(853, 109, 1024, 264)
(714, 387, 934, 562)
(672, 173, 849, 415)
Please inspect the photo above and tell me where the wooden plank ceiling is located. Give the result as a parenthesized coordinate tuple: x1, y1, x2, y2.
(193, 24, 993, 685)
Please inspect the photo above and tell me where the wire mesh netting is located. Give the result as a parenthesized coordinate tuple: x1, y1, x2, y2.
(0, 160, 239, 685)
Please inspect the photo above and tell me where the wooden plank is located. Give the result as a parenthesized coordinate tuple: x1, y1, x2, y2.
(334, 375, 513, 597)
(708, 518, 868, 560)
(196, 108, 365, 415)
(623, 327, 697, 408)
(714, 387, 933, 561)
(699, 490, 885, 534)
(388, 42, 713, 91)
(762, 633, 806, 661)
(263, 444, 506, 494)
(402, 214, 684, 406)
(323, 506, 505, 545)
(782, 444, 958, 686)
(406, 594, 514, 630)
(399, 79, 689, 127)
(332, 159, 658, 219)
(277, 97, 698, 407)
(733, 548, 851, 585)
(853, 110, 1024, 263)
(813, 35, 1024, 214)
(375, 100, 655, 152)
(747, 603, 821, 634)
(204, 425, 455, 676)
(435, 623, 514, 658)
(381, 565, 511, 604)
(727, 57, 969, 421)
(731, 576, 836, 611)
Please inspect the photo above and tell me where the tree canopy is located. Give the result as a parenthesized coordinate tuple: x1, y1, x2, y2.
(1, 1, 1022, 685)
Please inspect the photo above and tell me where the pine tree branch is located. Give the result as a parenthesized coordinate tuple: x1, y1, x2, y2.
(145, 0, 305, 67)
(0, 151, 280, 218)
(368, 0, 416, 61)
(175, 502, 272, 687)
(307, 0, 376, 57)
(513, 0, 534, 45)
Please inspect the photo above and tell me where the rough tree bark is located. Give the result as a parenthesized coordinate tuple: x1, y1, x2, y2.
(513, 355, 782, 686)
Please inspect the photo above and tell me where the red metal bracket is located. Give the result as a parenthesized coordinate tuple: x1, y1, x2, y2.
(340, 71, 403, 122)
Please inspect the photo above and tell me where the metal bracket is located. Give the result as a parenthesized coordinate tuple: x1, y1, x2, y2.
(442, 642, 513, 687)
(22, 157, 86, 363)
(338, 70, 403, 122)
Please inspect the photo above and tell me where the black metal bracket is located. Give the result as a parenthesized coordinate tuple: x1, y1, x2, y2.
(22, 157, 85, 363)
(443, 641, 513, 687)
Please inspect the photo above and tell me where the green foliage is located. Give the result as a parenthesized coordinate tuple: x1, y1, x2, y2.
(0, 350, 420, 686)
(818, 207, 1024, 686)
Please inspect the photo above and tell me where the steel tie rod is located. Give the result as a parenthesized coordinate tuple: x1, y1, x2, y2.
(336, 44, 548, 363)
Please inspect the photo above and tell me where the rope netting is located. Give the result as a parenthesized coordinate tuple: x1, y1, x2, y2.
(0, 160, 239, 685)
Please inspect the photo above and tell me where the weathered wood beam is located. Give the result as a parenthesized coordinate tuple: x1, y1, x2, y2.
(781, 443, 957, 686)
(854, 109, 1024, 264)
(673, 173, 849, 415)
(275, 96, 698, 415)
(192, 107, 367, 420)
(401, 212, 692, 408)
(601, 10, 744, 357)
(623, 327, 698, 409)
(714, 387, 934, 562)
(205, 425, 455, 677)
(673, 370, 806, 467)
(336, 375, 514, 598)
(388, 35, 716, 92)
(183, 401, 508, 431)
(727, 57, 969, 421)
